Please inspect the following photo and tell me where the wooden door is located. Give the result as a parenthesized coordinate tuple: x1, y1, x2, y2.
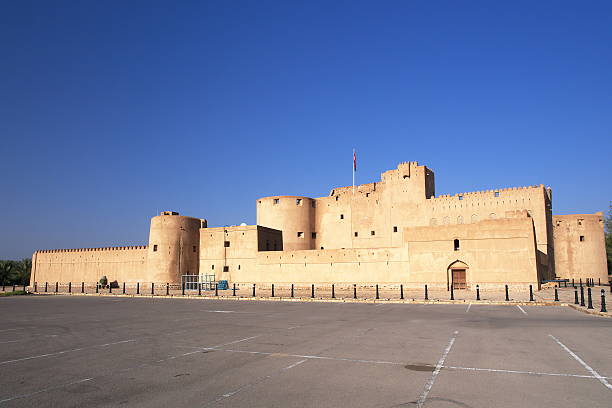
(452, 269, 466, 290)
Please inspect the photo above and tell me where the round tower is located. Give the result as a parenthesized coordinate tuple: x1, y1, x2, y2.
(146, 211, 205, 283)
(256, 196, 314, 250)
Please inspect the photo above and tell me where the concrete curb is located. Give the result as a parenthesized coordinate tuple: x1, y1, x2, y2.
(567, 303, 611, 318)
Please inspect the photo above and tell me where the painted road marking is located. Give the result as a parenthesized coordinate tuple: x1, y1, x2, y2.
(516, 305, 528, 315)
(416, 330, 459, 408)
(549, 334, 612, 390)
(212, 335, 261, 348)
(466, 304, 472, 313)
(0, 339, 136, 365)
(0, 378, 93, 404)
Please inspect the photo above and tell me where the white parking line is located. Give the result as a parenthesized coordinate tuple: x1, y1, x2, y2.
(0, 377, 93, 404)
(443, 365, 608, 379)
(549, 334, 612, 390)
(466, 304, 472, 313)
(212, 335, 260, 348)
(416, 331, 458, 408)
(516, 305, 528, 315)
(0, 339, 136, 365)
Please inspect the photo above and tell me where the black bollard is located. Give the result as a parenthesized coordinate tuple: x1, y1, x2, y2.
(601, 290, 607, 313)
(81, 282, 84, 293)
(587, 288, 593, 309)
(580, 286, 585, 306)
(69, 282, 72, 293)
(136, 282, 140, 295)
(574, 286, 579, 304)
(571, 278, 574, 287)
(425, 284, 429, 300)
(554, 287, 559, 302)
(166, 283, 169, 295)
(253, 283, 256, 297)
(198, 282, 201, 296)
(151, 282, 154, 295)
(215, 283, 218, 297)
(96, 283, 99, 294)
(354, 284, 357, 299)
(233, 283, 236, 297)
(291, 284, 294, 298)
(529, 285, 534, 302)
(476, 285, 480, 301)
(13, 284, 16, 292)
(271, 284, 275, 297)
(181, 282, 185, 296)
(579, 278, 582, 288)
(109, 283, 112, 294)
(505, 285, 509, 301)
(376, 284, 379, 300)
(122, 282, 126, 294)
(400, 284, 404, 300)
(34, 282, 37, 292)
(598, 278, 601, 286)
(55, 282, 58, 293)
(332, 284, 335, 299)
(450, 284, 454, 300)
(311, 284, 315, 298)
(23, 283, 26, 292)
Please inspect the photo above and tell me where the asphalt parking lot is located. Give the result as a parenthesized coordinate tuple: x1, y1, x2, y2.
(0, 296, 610, 407)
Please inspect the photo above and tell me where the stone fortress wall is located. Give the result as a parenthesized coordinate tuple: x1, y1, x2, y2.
(30, 161, 608, 288)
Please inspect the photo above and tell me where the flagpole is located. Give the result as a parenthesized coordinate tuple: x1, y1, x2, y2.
(352, 148, 355, 194)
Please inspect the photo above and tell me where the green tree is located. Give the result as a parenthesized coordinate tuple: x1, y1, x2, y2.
(0, 259, 31, 285)
(605, 202, 612, 275)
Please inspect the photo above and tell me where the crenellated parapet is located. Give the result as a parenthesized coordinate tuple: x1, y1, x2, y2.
(36, 246, 147, 254)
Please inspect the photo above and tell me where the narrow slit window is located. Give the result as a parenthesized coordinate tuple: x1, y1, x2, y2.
(454, 239, 460, 251)
(340, 214, 344, 219)
(297, 231, 304, 238)
(273, 198, 280, 204)
(224, 241, 230, 247)
(579, 235, 585, 242)
(371, 231, 375, 236)
(223, 266, 229, 272)
(393, 226, 398, 232)
(192, 246, 196, 252)
(296, 198, 302, 205)
(153, 245, 158, 252)
(354, 232, 358, 237)
(311, 232, 317, 239)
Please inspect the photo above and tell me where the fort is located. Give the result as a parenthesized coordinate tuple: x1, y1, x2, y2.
(29, 162, 608, 290)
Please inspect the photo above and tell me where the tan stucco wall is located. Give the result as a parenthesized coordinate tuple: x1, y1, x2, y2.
(553, 213, 608, 282)
(30, 246, 148, 284)
(256, 196, 314, 250)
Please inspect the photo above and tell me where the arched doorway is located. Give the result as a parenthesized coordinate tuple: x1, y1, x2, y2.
(448, 260, 469, 290)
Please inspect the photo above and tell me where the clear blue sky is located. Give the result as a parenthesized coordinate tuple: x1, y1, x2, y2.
(1, 1, 610, 259)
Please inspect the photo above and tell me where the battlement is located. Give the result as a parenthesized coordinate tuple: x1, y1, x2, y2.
(36, 246, 148, 254)
(430, 184, 546, 201)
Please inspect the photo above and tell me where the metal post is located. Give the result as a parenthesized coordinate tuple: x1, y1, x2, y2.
(554, 287, 559, 302)
(136, 282, 140, 295)
(252, 283, 256, 297)
(13, 284, 16, 292)
(109, 282, 112, 294)
(233, 283, 236, 297)
(96, 283, 99, 293)
(574, 286, 578, 304)
(353, 284, 357, 299)
(529, 285, 534, 302)
(601, 290, 607, 313)
(505, 285, 509, 301)
(580, 286, 585, 307)
(450, 284, 454, 300)
(166, 283, 169, 296)
(34, 282, 37, 292)
(571, 278, 574, 287)
(331, 284, 335, 299)
(68, 282, 72, 293)
(198, 282, 201, 296)
(215, 283, 218, 297)
(271, 284, 275, 297)
(598, 278, 601, 286)
(579, 278, 582, 288)
(151, 282, 154, 295)
(400, 284, 404, 300)
(123, 282, 126, 294)
(45, 282, 48, 293)
(425, 284, 429, 300)
(291, 284, 294, 298)
(587, 288, 593, 309)
(476, 285, 480, 301)
(311, 284, 315, 298)
(81, 282, 84, 293)
(182, 282, 185, 296)
(376, 284, 379, 300)
(55, 282, 58, 293)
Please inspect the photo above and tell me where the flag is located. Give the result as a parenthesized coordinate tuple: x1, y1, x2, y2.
(353, 149, 357, 171)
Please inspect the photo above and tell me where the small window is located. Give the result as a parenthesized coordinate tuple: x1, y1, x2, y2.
(273, 198, 280, 204)
(311, 232, 317, 239)
(223, 266, 229, 272)
(393, 226, 398, 232)
(579, 235, 585, 242)
(354, 232, 358, 237)
(366, 193, 370, 197)
(212, 265, 215, 270)
(224, 241, 230, 247)
(153, 245, 158, 252)
(297, 232, 304, 238)
(458, 195, 463, 200)
(577, 219, 583, 226)
(320, 246, 324, 249)
(192, 246, 196, 253)
(335, 196, 339, 201)
(340, 214, 344, 219)
(296, 199, 302, 206)
(494, 191, 500, 197)
(371, 231, 375, 236)
(454, 239, 460, 251)
(238, 265, 241, 270)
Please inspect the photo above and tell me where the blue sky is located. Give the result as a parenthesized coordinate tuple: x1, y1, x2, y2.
(1, 1, 611, 259)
